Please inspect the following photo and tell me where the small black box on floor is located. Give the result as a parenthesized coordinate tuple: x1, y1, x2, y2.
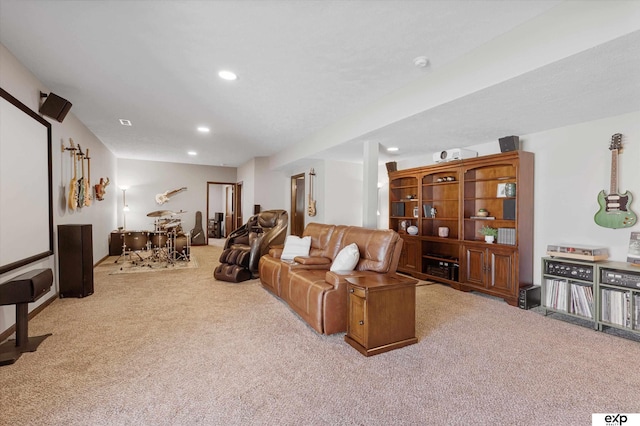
(518, 285, 541, 309)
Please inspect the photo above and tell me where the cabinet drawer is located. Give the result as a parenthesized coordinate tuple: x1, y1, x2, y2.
(349, 286, 366, 298)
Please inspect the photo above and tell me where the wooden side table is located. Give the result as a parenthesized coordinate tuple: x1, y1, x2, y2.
(344, 274, 418, 356)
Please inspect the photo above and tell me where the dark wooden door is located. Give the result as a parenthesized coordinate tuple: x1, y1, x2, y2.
(290, 173, 305, 237)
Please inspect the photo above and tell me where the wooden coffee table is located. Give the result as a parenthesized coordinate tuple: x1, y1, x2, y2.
(344, 274, 418, 356)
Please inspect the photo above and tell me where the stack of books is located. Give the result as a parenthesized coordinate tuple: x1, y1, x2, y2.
(497, 228, 516, 245)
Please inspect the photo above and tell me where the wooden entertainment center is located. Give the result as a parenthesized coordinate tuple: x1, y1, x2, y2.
(388, 151, 534, 305)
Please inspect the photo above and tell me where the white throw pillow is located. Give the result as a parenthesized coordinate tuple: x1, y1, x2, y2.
(330, 243, 360, 272)
(280, 235, 311, 260)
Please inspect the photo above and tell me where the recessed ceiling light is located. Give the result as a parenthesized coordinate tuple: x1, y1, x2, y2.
(387, 147, 399, 152)
(197, 126, 210, 133)
(119, 119, 132, 126)
(188, 151, 197, 156)
(218, 70, 237, 81)
(413, 56, 429, 68)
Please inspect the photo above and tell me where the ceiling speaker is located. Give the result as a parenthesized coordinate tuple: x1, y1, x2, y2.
(39, 92, 72, 122)
(499, 135, 520, 152)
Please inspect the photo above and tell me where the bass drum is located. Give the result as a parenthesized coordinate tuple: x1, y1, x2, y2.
(124, 231, 148, 252)
(148, 231, 168, 249)
(174, 234, 190, 259)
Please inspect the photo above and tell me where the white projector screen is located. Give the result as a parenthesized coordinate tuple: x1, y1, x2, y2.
(0, 88, 53, 274)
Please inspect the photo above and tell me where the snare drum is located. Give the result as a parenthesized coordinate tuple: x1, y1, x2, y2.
(124, 231, 149, 252)
(148, 231, 168, 249)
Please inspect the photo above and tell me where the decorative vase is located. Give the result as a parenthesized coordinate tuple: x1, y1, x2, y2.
(485, 235, 495, 244)
(407, 225, 419, 235)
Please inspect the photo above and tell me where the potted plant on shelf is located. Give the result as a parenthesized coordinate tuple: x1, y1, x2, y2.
(479, 226, 498, 243)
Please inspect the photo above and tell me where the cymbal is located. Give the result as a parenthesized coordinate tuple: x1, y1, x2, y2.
(147, 210, 174, 217)
(174, 210, 188, 215)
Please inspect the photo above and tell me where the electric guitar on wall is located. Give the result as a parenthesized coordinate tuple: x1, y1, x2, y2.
(308, 168, 316, 217)
(594, 133, 637, 229)
(155, 187, 187, 205)
(77, 144, 85, 208)
(68, 138, 78, 211)
(84, 149, 92, 206)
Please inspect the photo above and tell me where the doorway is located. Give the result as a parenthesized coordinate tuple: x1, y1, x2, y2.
(206, 181, 239, 243)
(290, 173, 305, 237)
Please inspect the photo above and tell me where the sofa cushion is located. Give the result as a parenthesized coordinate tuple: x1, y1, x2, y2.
(330, 243, 360, 272)
(281, 235, 311, 260)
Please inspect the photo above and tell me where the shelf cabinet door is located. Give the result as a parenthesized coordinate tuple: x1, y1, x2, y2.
(489, 247, 516, 294)
(348, 288, 367, 346)
(464, 245, 487, 286)
(463, 244, 515, 293)
(398, 236, 420, 273)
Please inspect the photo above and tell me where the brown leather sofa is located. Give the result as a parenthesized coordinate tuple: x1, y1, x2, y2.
(214, 209, 288, 282)
(258, 223, 403, 334)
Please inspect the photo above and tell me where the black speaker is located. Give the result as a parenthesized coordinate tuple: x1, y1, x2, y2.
(385, 161, 397, 173)
(503, 198, 516, 220)
(519, 285, 541, 309)
(58, 224, 93, 298)
(39, 92, 72, 122)
(499, 135, 520, 152)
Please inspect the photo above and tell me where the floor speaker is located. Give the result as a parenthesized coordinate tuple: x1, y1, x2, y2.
(58, 224, 93, 298)
(499, 136, 520, 152)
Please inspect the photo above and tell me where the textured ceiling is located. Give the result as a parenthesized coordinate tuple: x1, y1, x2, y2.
(1, 1, 639, 169)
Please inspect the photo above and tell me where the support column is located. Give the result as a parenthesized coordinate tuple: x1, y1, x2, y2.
(362, 140, 378, 229)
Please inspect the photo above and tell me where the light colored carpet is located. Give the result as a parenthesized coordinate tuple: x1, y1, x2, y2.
(1, 245, 639, 425)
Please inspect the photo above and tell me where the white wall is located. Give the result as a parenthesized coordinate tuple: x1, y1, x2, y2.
(117, 158, 236, 233)
(1, 43, 118, 335)
(388, 110, 640, 285)
(324, 160, 363, 226)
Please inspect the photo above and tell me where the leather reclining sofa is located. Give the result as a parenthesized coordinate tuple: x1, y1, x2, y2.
(258, 223, 403, 335)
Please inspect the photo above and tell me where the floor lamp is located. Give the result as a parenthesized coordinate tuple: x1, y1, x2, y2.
(121, 187, 129, 230)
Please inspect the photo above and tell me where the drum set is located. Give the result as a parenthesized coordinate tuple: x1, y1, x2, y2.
(115, 210, 191, 266)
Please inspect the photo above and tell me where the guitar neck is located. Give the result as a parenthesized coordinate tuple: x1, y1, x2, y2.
(166, 187, 186, 197)
(610, 149, 618, 194)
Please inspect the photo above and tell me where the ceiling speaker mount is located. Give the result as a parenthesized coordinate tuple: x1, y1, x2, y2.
(39, 91, 72, 123)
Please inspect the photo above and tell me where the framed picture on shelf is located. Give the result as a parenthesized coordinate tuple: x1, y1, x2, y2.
(413, 206, 419, 218)
(496, 183, 507, 198)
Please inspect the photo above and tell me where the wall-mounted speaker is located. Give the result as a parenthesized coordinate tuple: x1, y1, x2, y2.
(385, 161, 397, 173)
(39, 92, 72, 123)
(499, 135, 520, 152)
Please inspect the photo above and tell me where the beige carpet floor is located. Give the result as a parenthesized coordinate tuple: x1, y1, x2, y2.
(1, 245, 639, 425)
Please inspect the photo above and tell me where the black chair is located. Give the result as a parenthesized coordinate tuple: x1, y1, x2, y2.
(214, 210, 288, 282)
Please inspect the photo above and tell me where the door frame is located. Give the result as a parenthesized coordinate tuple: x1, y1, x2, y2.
(206, 181, 238, 242)
(290, 173, 305, 237)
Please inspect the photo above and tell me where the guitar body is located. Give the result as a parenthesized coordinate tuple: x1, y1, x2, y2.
(156, 194, 169, 205)
(68, 177, 77, 210)
(594, 190, 637, 229)
(307, 197, 316, 216)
